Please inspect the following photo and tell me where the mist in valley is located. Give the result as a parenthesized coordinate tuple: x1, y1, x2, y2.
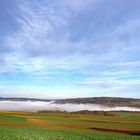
(0, 101, 140, 112)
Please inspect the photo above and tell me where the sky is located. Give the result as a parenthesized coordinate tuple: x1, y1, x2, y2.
(0, 0, 140, 99)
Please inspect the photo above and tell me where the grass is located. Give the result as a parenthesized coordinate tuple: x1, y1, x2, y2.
(0, 114, 27, 123)
(0, 111, 140, 140)
(0, 125, 140, 140)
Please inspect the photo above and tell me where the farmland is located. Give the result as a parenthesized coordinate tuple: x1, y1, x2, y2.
(0, 111, 140, 140)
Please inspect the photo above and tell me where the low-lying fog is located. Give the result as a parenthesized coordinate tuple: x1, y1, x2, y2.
(0, 101, 140, 112)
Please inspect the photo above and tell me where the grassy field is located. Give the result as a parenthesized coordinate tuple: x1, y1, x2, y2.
(0, 111, 140, 140)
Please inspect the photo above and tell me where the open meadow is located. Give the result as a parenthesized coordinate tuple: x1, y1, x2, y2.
(0, 111, 140, 140)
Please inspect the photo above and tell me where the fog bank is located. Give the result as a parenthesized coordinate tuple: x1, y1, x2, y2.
(0, 101, 140, 112)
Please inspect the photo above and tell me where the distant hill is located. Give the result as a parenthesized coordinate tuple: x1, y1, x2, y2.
(54, 97, 140, 108)
(0, 97, 51, 102)
(0, 97, 140, 108)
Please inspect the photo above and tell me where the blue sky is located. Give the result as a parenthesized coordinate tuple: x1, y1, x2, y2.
(0, 0, 140, 99)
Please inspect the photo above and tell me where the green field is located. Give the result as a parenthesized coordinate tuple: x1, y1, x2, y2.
(0, 111, 140, 140)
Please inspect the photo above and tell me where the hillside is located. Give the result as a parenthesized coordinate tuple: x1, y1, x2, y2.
(54, 97, 140, 108)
